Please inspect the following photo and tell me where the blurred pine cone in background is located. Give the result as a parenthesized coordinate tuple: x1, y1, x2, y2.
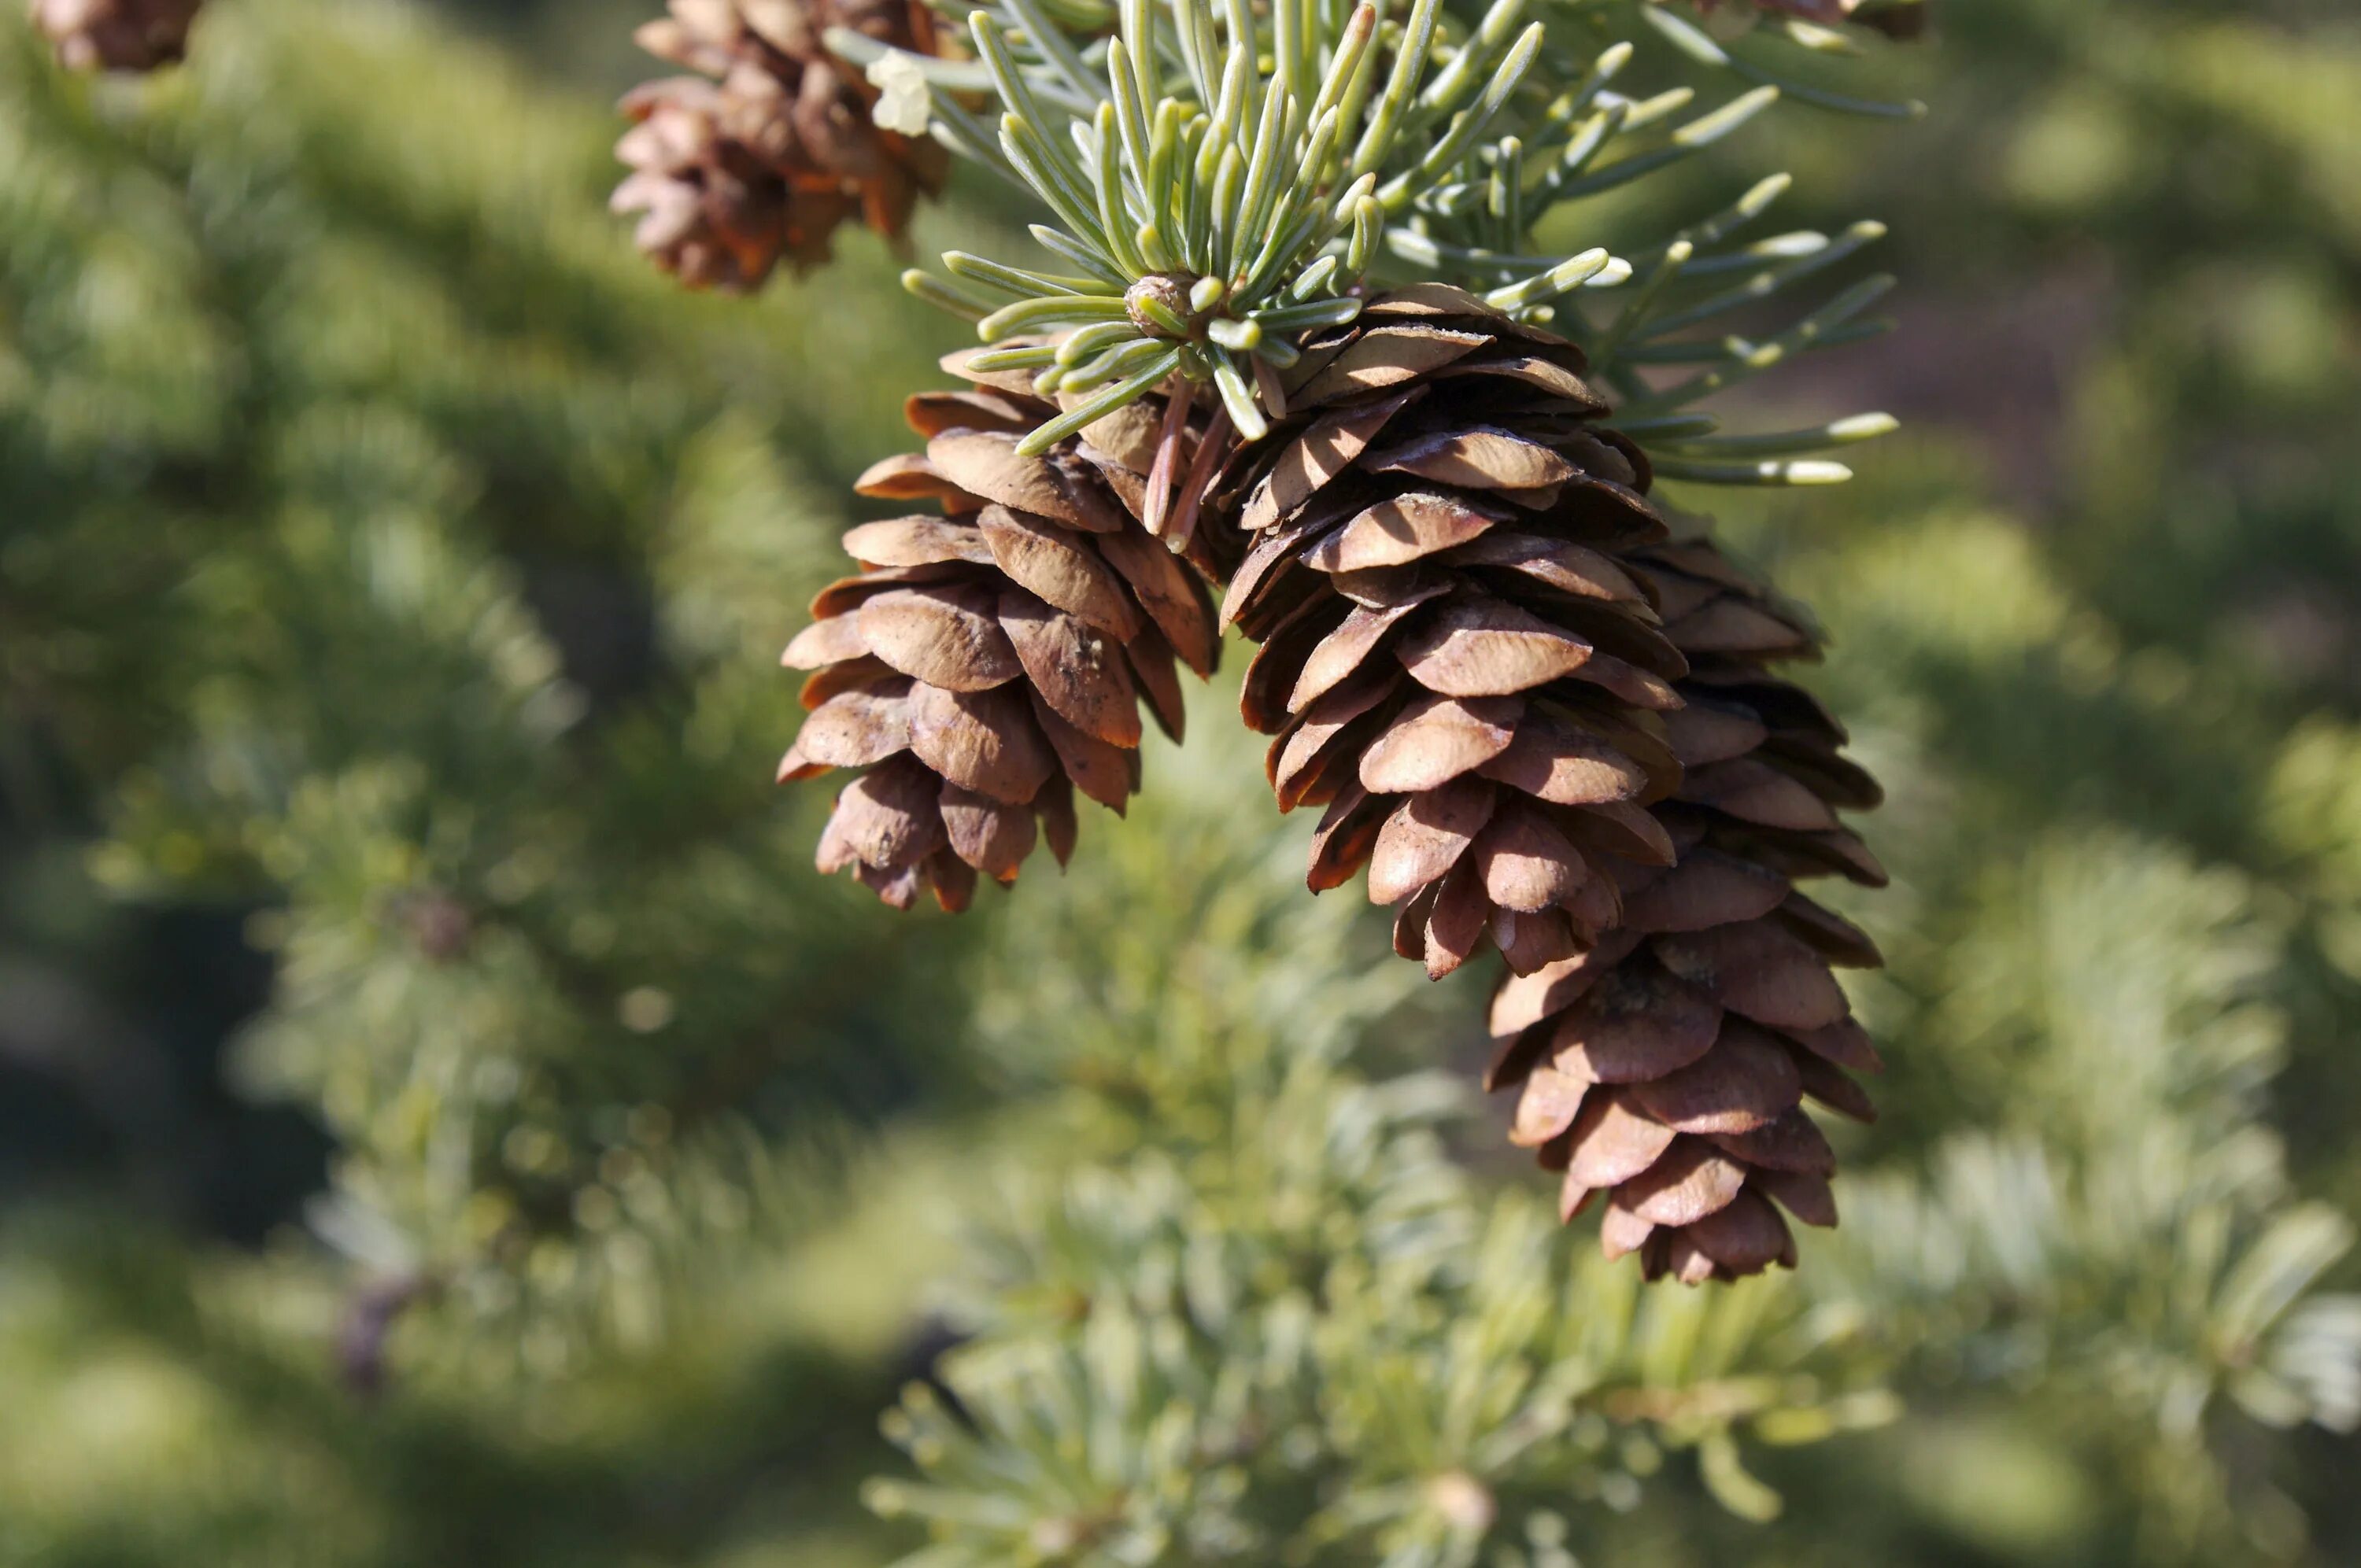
(779, 356, 1222, 910)
(613, 0, 950, 291)
(30, 0, 201, 71)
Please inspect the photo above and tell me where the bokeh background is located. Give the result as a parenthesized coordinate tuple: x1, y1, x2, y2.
(4, 0, 2360, 1562)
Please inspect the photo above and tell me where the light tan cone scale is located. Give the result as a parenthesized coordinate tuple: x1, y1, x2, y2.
(1210, 284, 1687, 982)
(780, 352, 1224, 911)
(1486, 533, 1887, 1284)
(613, 0, 950, 290)
(31, 0, 201, 71)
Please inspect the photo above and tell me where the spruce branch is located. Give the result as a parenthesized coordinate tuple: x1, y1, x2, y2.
(853, 0, 1915, 484)
(858, 733, 2361, 1566)
(1638, 0, 1928, 120)
(899, 0, 1487, 452)
(1360, 27, 1903, 481)
(862, 746, 1899, 1560)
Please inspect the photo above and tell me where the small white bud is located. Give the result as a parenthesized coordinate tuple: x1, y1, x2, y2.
(866, 54, 933, 137)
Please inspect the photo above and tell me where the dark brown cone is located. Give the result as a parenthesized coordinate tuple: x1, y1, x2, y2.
(782, 354, 1224, 910)
(1210, 285, 1684, 982)
(31, 0, 200, 71)
(1487, 533, 1886, 1284)
(612, 0, 950, 290)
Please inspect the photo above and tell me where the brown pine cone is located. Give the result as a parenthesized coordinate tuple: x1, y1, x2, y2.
(612, 0, 951, 290)
(30, 0, 200, 72)
(1204, 287, 1886, 1282)
(780, 354, 1224, 910)
(1214, 284, 1687, 980)
(1486, 534, 1887, 1284)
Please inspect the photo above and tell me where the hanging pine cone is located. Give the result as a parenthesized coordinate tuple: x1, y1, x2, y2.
(1215, 284, 1686, 980)
(1206, 287, 1885, 1282)
(612, 0, 950, 291)
(30, 0, 200, 71)
(780, 352, 1223, 910)
(1486, 533, 1886, 1283)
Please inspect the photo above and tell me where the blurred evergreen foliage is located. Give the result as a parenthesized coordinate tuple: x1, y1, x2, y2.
(4, 0, 2361, 1564)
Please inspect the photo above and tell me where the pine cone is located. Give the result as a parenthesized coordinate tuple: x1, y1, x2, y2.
(30, 0, 200, 71)
(1214, 284, 1685, 980)
(1206, 287, 1885, 1282)
(612, 0, 950, 290)
(1486, 535, 1887, 1283)
(781, 354, 1224, 910)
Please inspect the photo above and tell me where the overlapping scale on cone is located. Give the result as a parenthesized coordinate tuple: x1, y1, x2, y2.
(1214, 284, 1686, 981)
(613, 0, 949, 290)
(1206, 286, 1885, 1282)
(1486, 534, 1887, 1283)
(31, 0, 200, 71)
(781, 352, 1223, 910)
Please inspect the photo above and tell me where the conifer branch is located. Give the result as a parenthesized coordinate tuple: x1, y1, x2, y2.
(867, 0, 1909, 483)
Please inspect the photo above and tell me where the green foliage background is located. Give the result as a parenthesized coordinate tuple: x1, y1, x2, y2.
(3, 0, 2360, 1563)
